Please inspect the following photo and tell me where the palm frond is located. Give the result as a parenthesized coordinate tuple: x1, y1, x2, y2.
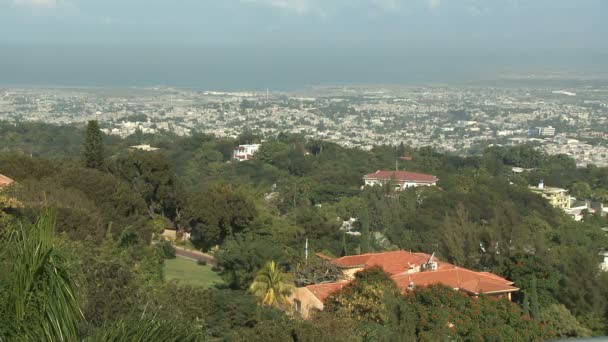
(250, 261, 294, 308)
(4, 209, 83, 341)
(84, 314, 205, 342)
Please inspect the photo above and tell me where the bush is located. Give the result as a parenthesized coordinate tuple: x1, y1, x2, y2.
(197, 260, 207, 266)
(155, 240, 176, 259)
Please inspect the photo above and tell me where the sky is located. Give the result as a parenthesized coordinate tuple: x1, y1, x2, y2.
(1, 0, 607, 89)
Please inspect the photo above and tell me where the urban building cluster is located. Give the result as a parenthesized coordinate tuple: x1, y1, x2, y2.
(1, 85, 607, 166)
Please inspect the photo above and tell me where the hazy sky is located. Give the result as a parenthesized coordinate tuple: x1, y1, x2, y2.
(1, 0, 607, 88)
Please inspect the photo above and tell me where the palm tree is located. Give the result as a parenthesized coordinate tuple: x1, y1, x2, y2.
(250, 261, 294, 308)
(1, 210, 83, 341)
(0, 210, 204, 342)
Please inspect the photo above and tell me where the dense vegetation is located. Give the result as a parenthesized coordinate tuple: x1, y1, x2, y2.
(1, 121, 607, 340)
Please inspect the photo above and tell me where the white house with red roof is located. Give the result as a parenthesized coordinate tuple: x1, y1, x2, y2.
(290, 250, 518, 319)
(363, 170, 438, 190)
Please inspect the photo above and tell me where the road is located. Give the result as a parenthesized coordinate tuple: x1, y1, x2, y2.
(174, 246, 216, 266)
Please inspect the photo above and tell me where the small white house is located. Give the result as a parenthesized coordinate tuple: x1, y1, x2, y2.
(233, 144, 260, 161)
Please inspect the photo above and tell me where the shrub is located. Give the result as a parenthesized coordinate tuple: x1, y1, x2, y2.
(155, 239, 176, 259)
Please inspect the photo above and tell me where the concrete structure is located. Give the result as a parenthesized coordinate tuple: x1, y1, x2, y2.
(130, 144, 159, 151)
(291, 282, 349, 319)
(538, 126, 556, 137)
(363, 170, 438, 190)
(600, 252, 608, 272)
(289, 250, 518, 319)
(233, 144, 260, 161)
(529, 180, 571, 210)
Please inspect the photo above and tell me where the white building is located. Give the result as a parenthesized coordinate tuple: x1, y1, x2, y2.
(130, 144, 159, 152)
(363, 170, 438, 191)
(233, 144, 260, 161)
(538, 126, 556, 137)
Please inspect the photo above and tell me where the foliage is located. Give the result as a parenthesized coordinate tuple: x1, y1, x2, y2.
(107, 151, 179, 218)
(325, 267, 399, 324)
(0, 210, 83, 341)
(82, 120, 105, 170)
(181, 184, 257, 250)
(84, 315, 205, 342)
(215, 233, 288, 290)
(1, 124, 608, 336)
(155, 239, 176, 259)
(541, 304, 591, 338)
(250, 261, 294, 308)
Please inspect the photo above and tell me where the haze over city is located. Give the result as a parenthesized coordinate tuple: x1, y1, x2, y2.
(1, 0, 607, 88)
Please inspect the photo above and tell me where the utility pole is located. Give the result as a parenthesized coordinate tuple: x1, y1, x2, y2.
(305, 238, 309, 263)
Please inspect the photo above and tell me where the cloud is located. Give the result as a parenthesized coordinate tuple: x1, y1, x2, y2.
(242, 0, 312, 13)
(12, 0, 57, 7)
(371, 0, 401, 12)
(428, 0, 440, 11)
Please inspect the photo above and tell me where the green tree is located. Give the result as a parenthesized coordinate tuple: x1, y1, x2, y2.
(82, 120, 104, 170)
(325, 267, 399, 324)
(216, 233, 287, 290)
(250, 261, 294, 308)
(181, 184, 258, 250)
(541, 304, 591, 338)
(108, 151, 179, 218)
(530, 277, 541, 321)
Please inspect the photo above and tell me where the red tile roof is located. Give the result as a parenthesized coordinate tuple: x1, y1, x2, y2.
(315, 252, 333, 261)
(393, 267, 518, 295)
(306, 281, 350, 302)
(327, 251, 518, 297)
(364, 170, 438, 183)
(332, 250, 430, 275)
(0, 174, 14, 187)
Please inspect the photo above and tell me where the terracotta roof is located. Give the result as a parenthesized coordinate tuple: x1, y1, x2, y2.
(364, 170, 438, 183)
(477, 271, 513, 284)
(315, 252, 333, 261)
(306, 281, 349, 302)
(332, 254, 374, 268)
(392, 267, 518, 295)
(306, 251, 518, 302)
(0, 174, 14, 187)
(332, 250, 431, 275)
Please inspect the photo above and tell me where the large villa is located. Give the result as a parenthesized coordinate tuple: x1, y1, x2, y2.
(363, 170, 438, 190)
(290, 250, 518, 319)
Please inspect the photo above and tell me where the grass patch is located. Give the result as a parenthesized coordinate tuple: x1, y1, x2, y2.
(164, 256, 223, 288)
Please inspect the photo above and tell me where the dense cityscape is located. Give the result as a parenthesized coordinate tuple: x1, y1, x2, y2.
(3, 83, 607, 166)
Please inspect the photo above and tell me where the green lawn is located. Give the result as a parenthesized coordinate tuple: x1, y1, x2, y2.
(164, 256, 223, 288)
